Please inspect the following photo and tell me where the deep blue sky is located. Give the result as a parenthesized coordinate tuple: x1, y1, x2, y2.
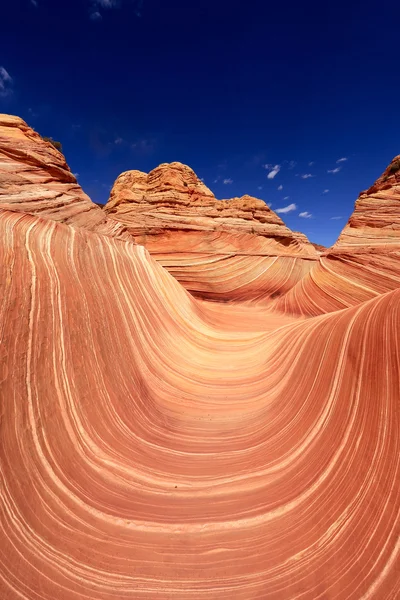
(1, 0, 399, 246)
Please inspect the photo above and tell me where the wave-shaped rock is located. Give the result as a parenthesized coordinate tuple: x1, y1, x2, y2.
(1, 116, 400, 599)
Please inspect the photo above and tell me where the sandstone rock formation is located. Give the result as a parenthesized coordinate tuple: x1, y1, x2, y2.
(273, 157, 400, 315)
(333, 155, 400, 250)
(1, 116, 400, 599)
(0, 114, 130, 239)
(104, 162, 319, 300)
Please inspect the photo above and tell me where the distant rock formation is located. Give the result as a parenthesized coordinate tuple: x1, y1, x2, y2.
(105, 162, 318, 300)
(0, 114, 130, 240)
(333, 155, 400, 250)
(273, 156, 400, 315)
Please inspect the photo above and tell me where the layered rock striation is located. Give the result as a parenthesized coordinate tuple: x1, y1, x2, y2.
(273, 157, 400, 315)
(104, 162, 318, 300)
(1, 116, 400, 599)
(333, 155, 400, 250)
(0, 114, 130, 239)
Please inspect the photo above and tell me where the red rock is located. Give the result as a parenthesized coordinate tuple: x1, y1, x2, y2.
(333, 155, 400, 251)
(0, 114, 130, 240)
(105, 162, 319, 300)
(1, 119, 400, 599)
(273, 156, 400, 315)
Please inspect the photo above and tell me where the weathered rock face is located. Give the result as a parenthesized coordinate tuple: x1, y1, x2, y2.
(0, 114, 130, 239)
(273, 155, 400, 315)
(333, 155, 400, 250)
(106, 162, 317, 254)
(105, 162, 318, 300)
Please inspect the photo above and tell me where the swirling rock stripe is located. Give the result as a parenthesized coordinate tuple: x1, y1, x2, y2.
(154, 252, 315, 301)
(1, 208, 399, 599)
(273, 251, 400, 316)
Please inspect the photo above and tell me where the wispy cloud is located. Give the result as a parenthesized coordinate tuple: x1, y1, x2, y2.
(322, 189, 330, 194)
(114, 137, 124, 145)
(257, 186, 263, 190)
(299, 211, 312, 218)
(287, 160, 297, 170)
(0, 66, 12, 98)
(308, 161, 315, 166)
(277, 184, 283, 190)
(264, 164, 281, 179)
(283, 196, 290, 200)
(328, 167, 341, 174)
(330, 216, 343, 220)
(300, 173, 313, 179)
(31, 0, 38, 6)
(276, 203, 297, 214)
(89, 0, 143, 19)
(223, 178, 233, 184)
(131, 138, 155, 155)
(73, 173, 80, 179)
(336, 157, 348, 163)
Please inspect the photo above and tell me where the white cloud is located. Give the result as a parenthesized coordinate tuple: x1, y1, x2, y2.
(0, 66, 12, 97)
(288, 160, 297, 169)
(308, 161, 315, 166)
(257, 186, 263, 190)
(299, 211, 312, 218)
(200, 177, 204, 182)
(96, 0, 117, 6)
(277, 184, 283, 190)
(223, 178, 233, 184)
(276, 203, 297, 214)
(328, 167, 341, 174)
(265, 164, 280, 179)
(336, 157, 348, 163)
(114, 137, 123, 145)
(31, 0, 38, 6)
(90, 0, 143, 19)
(73, 173, 80, 179)
(266, 202, 272, 208)
(283, 196, 290, 200)
(301, 173, 313, 179)
(322, 189, 330, 194)
(330, 216, 343, 220)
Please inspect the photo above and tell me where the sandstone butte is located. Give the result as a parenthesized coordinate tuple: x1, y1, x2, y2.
(0, 113, 400, 600)
(104, 163, 321, 301)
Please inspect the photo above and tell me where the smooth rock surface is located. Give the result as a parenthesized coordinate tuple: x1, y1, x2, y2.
(1, 119, 400, 599)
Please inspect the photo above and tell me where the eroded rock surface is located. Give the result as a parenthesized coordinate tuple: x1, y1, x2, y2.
(0, 114, 130, 239)
(105, 162, 318, 300)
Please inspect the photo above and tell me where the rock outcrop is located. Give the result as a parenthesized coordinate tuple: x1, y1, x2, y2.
(0, 114, 130, 239)
(1, 116, 400, 599)
(104, 162, 318, 300)
(333, 155, 400, 250)
(273, 155, 400, 315)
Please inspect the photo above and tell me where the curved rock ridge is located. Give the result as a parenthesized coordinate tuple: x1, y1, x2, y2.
(0, 114, 130, 239)
(104, 162, 318, 300)
(1, 207, 400, 599)
(272, 155, 400, 315)
(333, 155, 400, 250)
